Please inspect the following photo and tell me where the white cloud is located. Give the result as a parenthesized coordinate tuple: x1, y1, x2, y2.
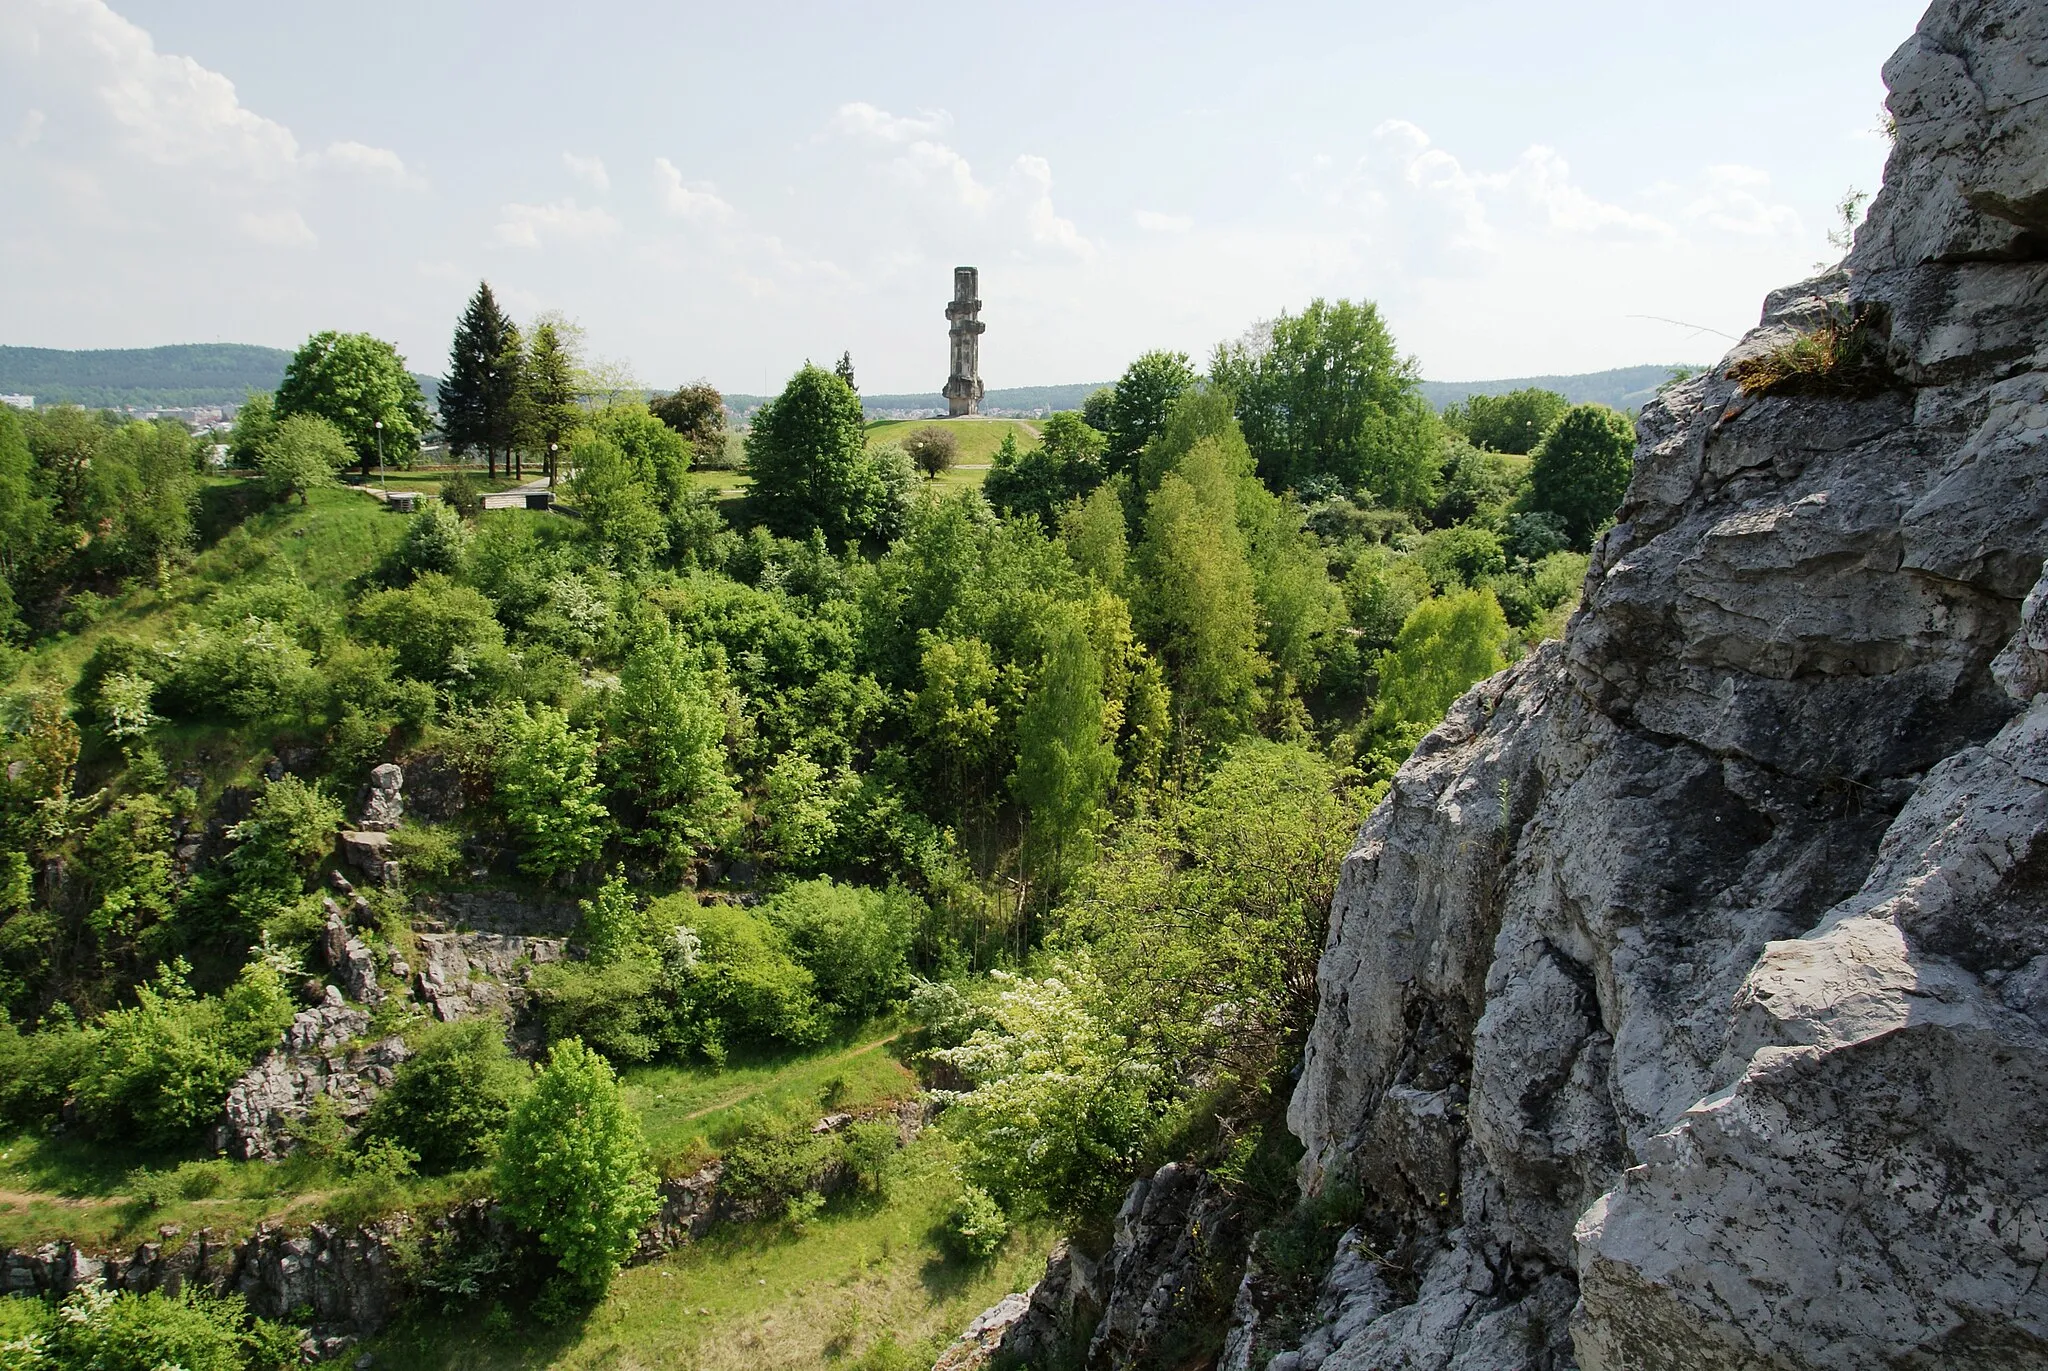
(1134, 209, 1192, 234)
(318, 139, 424, 189)
(1014, 155, 1094, 258)
(563, 151, 609, 192)
(238, 208, 316, 247)
(15, 109, 45, 148)
(492, 198, 620, 249)
(653, 157, 735, 221)
(1677, 164, 1803, 237)
(830, 101, 952, 144)
(4, 0, 300, 175)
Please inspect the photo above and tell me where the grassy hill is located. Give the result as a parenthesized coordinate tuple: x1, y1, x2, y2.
(0, 343, 439, 411)
(865, 416, 1039, 467)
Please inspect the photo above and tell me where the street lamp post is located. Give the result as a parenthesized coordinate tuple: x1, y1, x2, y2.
(550, 442, 558, 489)
(375, 419, 385, 494)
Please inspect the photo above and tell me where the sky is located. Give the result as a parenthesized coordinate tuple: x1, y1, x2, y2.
(1, 0, 1929, 394)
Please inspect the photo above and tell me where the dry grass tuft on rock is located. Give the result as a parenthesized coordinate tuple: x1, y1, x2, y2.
(1728, 302, 1897, 398)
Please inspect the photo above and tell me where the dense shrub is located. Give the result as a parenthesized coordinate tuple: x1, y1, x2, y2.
(942, 1184, 1010, 1259)
(359, 1020, 530, 1172)
(2, 1284, 299, 1371)
(72, 960, 295, 1145)
(760, 879, 917, 1021)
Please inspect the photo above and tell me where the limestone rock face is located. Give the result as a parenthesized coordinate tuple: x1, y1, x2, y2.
(1268, 2, 2048, 1367)
(212, 1005, 409, 1161)
(358, 764, 404, 832)
(410, 931, 565, 1022)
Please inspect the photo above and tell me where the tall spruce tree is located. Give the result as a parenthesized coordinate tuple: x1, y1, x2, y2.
(441, 281, 520, 478)
(524, 322, 580, 486)
(494, 320, 528, 480)
(834, 351, 858, 393)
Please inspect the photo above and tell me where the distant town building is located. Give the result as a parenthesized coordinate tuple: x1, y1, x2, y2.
(0, 395, 32, 411)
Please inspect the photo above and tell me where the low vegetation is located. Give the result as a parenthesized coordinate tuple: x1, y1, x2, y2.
(0, 278, 1634, 1357)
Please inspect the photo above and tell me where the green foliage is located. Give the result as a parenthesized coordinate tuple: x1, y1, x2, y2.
(361, 1019, 530, 1173)
(1060, 481, 1129, 589)
(1010, 608, 1117, 903)
(933, 965, 1158, 1217)
(496, 703, 609, 879)
(354, 573, 506, 688)
(384, 822, 463, 885)
(1342, 547, 1430, 652)
(392, 498, 468, 579)
(276, 330, 428, 472)
(603, 628, 736, 866)
(1443, 387, 1568, 454)
(760, 879, 916, 1021)
(745, 365, 881, 542)
(255, 413, 351, 505)
(73, 959, 295, 1144)
(942, 1185, 1009, 1260)
(649, 383, 726, 453)
(494, 1039, 659, 1299)
(663, 900, 825, 1051)
(8, 1284, 297, 1371)
(983, 413, 1107, 524)
(1528, 404, 1636, 550)
(570, 437, 668, 572)
(437, 469, 485, 520)
(1370, 588, 1509, 734)
(903, 425, 958, 481)
(1104, 350, 1197, 478)
(223, 775, 343, 923)
(1214, 298, 1436, 505)
(1415, 524, 1506, 593)
(224, 391, 276, 469)
(522, 321, 581, 469)
(1055, 740, 1352, 1094)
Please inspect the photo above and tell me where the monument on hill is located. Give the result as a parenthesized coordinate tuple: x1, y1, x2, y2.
(943, 266, 985, 417)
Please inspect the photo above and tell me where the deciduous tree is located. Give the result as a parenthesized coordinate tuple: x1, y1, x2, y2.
(276, 331, 427, 477)
(1530, 403, 1636, 549)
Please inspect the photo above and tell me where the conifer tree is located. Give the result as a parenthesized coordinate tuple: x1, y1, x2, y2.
(834, 350, 858, 393)
(441, 281, 520, 478)
(524, 321, 580, 485)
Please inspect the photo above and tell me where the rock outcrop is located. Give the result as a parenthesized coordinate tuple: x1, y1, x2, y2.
(212, 995, 410, 1161)
(1260, 2, 2048, 1367)
(410, 931, 565, 1022)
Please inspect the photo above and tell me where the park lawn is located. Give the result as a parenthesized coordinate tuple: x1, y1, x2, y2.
(864, 418, 1040, 468)
(624, 1026, 916, 1176)
(360, 1130, 1056, 1371)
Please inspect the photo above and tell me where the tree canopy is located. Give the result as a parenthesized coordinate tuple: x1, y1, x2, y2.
(275, 330, 428, 475)
(1530, 403, 1636, 549)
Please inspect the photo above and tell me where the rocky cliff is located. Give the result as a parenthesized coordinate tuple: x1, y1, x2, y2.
(1274, 1, 2048, 1366)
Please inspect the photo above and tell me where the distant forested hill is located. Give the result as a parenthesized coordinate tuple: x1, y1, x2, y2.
(1419, 364, 1702, 414)
(0, 343, 438, 409)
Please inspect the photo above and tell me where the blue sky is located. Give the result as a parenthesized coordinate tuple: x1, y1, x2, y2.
(3, 0, 1926, 393)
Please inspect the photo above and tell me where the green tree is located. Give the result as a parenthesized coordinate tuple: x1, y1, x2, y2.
(570, 437, 668, 571)
(903, 424, 958, 481)
(225, 391, 277, 468)
(576, 868, 650, 965)
(353, 574, 506, 686)
(1370, 588, 1509, 733)
(497, 704, 609, 879)
(494, 1039, 658, 1299)
(1213, 298, 1434, 503)
(649, 382, 727, 454)
(524, 320, 581, 484)
(1011, 609, 1117, 907)
(744, 364, 879, 542)
(275, 331, 428, 476)
(602, 629, 737, 865)
(1444, 387, 1568, 454)
(223, 774, 343, 925)
(1080, 386, 1114, 433)
(1104, 349, 1196, 477)
(359, 1019, 529, 1173)
(37, 1284, 298, 1371)
(392, 497, 468, 578)
(440, 281, 523, 478)
(1060, 482, 1128, 589)
(834, 350, 858, 392)
(983, 413, 1108, 524)
(1529, 403, 1636, 549)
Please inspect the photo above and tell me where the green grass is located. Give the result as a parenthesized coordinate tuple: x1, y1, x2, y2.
(361, 1131, 1055, 1371)
(0, 1129, 486, 1251)
(864, 418, 1039, 468)
(625, 1028, 915, 1175)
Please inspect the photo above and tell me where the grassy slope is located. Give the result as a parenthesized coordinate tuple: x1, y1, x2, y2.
(364, 1132, 1052, 1371)
(864, 418, 1039, 468)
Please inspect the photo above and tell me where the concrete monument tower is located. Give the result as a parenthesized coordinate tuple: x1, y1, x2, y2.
(943, 266, 985, 417)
